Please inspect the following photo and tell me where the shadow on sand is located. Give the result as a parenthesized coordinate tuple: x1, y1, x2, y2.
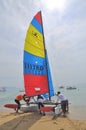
(0, 112, 42, 130)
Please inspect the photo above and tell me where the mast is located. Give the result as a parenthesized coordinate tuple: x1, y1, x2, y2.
(40, 11, 51, 100)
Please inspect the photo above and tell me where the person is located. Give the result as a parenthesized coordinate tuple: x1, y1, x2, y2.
(37, 95, 45, 115)
(56, 91, 69, 116)
(15, 94, 30, 112)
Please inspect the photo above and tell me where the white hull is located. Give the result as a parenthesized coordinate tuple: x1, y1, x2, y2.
(20, 104, 38, 112)
(54, 104, 62, 115)
(20, 103, 62, 116)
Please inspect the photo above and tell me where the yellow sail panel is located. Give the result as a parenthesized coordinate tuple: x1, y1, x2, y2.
(24, 24, 45, 58)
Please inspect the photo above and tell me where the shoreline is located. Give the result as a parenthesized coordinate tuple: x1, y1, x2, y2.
(1, 104, 86, 120)
(0, 110, 86, 130)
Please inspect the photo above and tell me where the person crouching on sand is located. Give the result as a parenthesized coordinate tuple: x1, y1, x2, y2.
(15, 94, 30, 113)
(56, 91, 69, 116)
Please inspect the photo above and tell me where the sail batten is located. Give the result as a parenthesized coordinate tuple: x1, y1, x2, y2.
(23, 11, 54, 97)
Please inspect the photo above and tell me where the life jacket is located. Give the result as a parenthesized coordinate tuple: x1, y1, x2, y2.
(16, 94, 24, 101)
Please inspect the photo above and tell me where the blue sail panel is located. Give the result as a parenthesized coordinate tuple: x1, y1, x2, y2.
(43, 53, 54, 98)
(31, 18, 42, 34)
(24, 51, 47, 75)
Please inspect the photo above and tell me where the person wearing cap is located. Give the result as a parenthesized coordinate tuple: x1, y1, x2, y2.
(56, 91, 69, 116)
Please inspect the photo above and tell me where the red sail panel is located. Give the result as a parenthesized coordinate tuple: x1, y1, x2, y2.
(34, 11, 42, 25)
(24, 74, 48, 96)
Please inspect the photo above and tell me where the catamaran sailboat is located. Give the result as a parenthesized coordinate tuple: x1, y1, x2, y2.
(4, 11, 61, 114)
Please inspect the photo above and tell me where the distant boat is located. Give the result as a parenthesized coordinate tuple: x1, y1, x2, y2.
(0, 87, 6, 92)
(66, 86, 77, 90)
(19, 89, 25, 92)
(59, 86, 64, 89)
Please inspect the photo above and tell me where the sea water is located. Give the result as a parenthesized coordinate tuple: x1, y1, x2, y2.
(0, 84, 86, 120)
(0, 87, 24, 110)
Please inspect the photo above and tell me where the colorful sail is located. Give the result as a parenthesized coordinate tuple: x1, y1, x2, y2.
(23, 11, 54, 97)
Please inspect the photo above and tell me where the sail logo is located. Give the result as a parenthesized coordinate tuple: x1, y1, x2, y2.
(24, 63, 47, 75)
(35, 87, 41, 91)
(32, 31, 38, 37)
(32, 30, 42, 42)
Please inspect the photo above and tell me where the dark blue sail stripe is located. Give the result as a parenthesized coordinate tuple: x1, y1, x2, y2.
(31, 18, 42, 34)
(24, 51, 47, 75)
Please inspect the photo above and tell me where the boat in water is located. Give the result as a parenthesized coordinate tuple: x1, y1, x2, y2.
(19, 89, 25, 92)
(0, 87, 6, 92)
(59, 86, 64, 89)
(66, 86, 77, 90)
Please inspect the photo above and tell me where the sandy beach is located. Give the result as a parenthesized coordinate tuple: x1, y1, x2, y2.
(0, 110, 86, 130)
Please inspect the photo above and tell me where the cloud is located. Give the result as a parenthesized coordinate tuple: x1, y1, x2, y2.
(0, 0, 86, 87)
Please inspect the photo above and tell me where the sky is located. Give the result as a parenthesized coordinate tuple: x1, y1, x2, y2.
(0, 0, 86, 88)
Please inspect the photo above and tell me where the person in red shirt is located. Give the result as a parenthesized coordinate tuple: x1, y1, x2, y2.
(15, 94, 30, 112)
